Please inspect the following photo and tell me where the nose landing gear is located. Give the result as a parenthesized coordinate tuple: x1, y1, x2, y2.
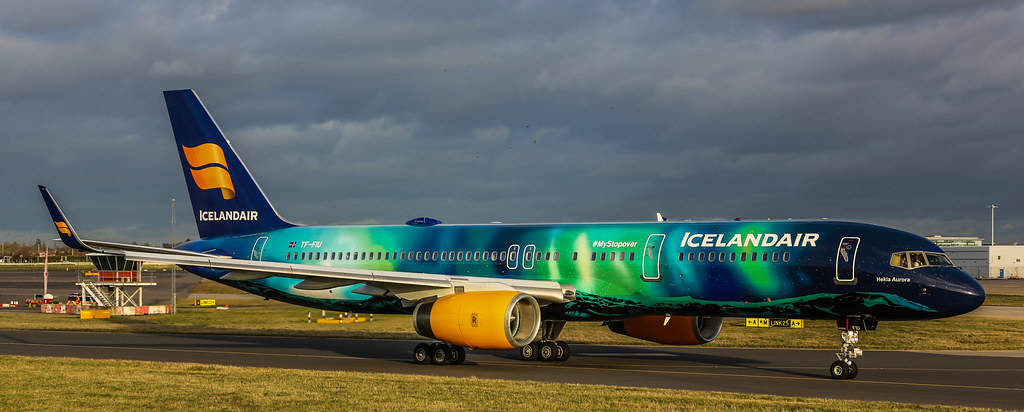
(830, 316, 875, 380)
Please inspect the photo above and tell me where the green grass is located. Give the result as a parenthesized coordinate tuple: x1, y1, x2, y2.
(0, 355, 997, 411)
(983, 294, 1024, 307)
(1, 308, 1021, 350)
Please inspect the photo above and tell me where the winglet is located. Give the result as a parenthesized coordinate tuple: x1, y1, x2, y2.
(38, 185, 101, 253)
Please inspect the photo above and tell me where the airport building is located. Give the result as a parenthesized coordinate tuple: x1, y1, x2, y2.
(930, 235, 1024, 278)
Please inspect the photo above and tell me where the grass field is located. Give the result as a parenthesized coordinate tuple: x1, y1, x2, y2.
(0, 355, 995, 411)
(1, 307, 1021, 350)
(983, 294, 1024, 306)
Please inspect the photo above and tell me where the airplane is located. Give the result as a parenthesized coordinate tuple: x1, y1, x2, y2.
(40, 89, 985, 380)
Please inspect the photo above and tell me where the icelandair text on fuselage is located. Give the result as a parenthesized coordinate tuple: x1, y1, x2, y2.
(681, 232, 819, 248)
(199, 210, 259, 221)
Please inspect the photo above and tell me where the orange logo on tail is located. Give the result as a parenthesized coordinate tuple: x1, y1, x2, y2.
(182, 144, 235, 200)
(54, 221, 71, 236)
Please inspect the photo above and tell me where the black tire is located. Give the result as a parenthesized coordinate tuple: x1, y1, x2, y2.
(829, 360, 850, 379)
(538, 341, 556, 362)
(555, 341, 571, 362)
(847, 362, 858, 379)
(449, 345, 466, 365)
(519, 342, 537, 361)
(431, 343, 450, 365)
(413, 343, 431, 364)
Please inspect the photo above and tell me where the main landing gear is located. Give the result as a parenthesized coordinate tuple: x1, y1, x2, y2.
(520, 320, 571, 362)
(829, 316, 876, 380)
(413, 342, 466, 365)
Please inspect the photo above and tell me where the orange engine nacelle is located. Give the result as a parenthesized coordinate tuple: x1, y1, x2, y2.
(413, 291, 541, 350)
(606, 315, 723, 345)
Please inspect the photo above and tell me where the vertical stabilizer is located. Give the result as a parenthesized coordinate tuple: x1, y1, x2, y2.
(163, 89, 294, 238)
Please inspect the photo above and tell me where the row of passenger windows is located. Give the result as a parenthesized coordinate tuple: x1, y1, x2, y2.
(284, 249, 787, 264)
(680, 250, 791, 263)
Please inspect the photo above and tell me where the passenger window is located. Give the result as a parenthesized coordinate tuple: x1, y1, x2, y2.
(688, 252, 695, 261)
(415, 251, 422, 261)
(545, 252, 551, 261)
(591, 252, 597, 261)
(629, 252, 635, 261)
(474, 251, 481, 261)
(323, 253, 328, 261)
(719, 252, 726, 262)
(553, 252, 560, 261)
(286, 252, 291, 260)
(729, 252, 736, 262)
(457, 251, 464, 261)
(600, 252, 606, 261)
(500, 251, 507, 261)
(619, 252, 625, 261)
(762, 252, 768, 261)
(536, 252, 542, 260)
(492, 251, 498, 260)
(359, 252, 365, 260)
(572, 252, 578, 261)
(432, 251, 438, 261)
(740, 252, 746, 261)
(783, 252, 790, 262)
(301, 252, 306, 259)
(772, 252, 779, 262)
(678, 252, 685, 261)
(610, 252, 616, 261)
(708, 252, 716, 262)
(751, 252, 757, 262)
(377, 252, 382, 260)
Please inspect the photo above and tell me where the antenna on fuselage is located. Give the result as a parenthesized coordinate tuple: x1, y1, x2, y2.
(656, 212, 667, 222)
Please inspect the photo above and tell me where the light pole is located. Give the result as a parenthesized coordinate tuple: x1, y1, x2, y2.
(989, 204, 998, 246)
(171, 197, 176, 314)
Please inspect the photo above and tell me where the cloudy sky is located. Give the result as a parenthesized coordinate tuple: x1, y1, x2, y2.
(2, 1, 1023, 246)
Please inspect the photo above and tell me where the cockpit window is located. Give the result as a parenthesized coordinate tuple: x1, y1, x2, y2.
(890, 251, 954, 269)
(926, 252, 953, 267)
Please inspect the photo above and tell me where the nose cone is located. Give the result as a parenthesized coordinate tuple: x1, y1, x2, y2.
(930, 269, 985, 317)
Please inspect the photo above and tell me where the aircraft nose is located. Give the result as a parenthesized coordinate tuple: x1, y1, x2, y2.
(932, 270, 985, 316)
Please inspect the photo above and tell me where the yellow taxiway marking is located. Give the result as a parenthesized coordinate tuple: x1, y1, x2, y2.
(2, 342, 1021, 393)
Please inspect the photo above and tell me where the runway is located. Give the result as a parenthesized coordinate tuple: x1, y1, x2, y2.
(0, 330, 1020, 409)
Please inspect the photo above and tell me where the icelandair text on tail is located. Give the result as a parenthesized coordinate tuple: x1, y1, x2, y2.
(200, 210, 259, 221)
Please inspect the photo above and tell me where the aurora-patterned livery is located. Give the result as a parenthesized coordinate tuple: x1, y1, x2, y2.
(180, 219, 984, 321)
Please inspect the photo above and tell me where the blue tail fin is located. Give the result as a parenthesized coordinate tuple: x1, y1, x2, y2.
(163, 89, 294, 238)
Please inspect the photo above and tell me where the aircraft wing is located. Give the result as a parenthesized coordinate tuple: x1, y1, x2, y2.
(39, 185, 575, 304)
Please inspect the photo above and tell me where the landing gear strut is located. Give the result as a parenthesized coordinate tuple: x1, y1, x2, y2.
(520, 320, 570, 362)
(413, 342, 466, 365)
(830, 316, 875, 379)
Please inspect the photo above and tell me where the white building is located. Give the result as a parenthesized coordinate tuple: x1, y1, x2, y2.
(941, 245, 1024, 279)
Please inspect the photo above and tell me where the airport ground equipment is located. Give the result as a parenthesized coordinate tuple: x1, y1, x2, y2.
(37, 89, 987, 379)
(75, 255, 156, 307)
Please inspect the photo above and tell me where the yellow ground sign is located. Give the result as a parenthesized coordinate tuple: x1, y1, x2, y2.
(80, 309, 111, 320)
(745, 318, 804, 328)
(193, 299, 216, 307)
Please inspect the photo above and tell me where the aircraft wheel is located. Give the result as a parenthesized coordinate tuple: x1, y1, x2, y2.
(830, 360, 851, 379)
(519, 342, 538, 361)
(538, 341, 556, 362)
(555, 341, 571, 362)
(449, 345, 466, 365)
(430, 343, 450, 365)
(413, 343, 431, 364)
(847, 362, 858, 379)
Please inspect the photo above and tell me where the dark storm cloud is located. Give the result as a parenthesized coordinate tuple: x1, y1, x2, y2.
(1, 1, 1022, 245)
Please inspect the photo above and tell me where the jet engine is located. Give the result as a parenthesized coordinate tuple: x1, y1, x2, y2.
(606, 315, 723, 345)
(413, 291, 541, 350)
